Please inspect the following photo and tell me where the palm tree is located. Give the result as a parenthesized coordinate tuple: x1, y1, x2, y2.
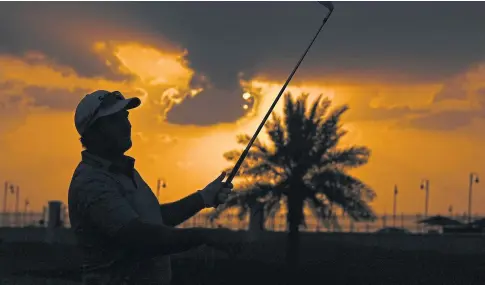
(212, 93, 376, 278)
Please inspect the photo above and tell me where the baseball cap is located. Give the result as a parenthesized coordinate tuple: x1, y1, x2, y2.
(74, 90, 141, 136)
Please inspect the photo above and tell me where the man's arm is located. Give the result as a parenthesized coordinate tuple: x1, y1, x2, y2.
(117, 219, 210, 257)
(159, 172, 232, 227)
(78, 177, 208, 256)
(159, 192, 205, 227)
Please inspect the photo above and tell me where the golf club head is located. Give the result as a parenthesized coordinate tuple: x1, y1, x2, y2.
(318, 1, 334, 12)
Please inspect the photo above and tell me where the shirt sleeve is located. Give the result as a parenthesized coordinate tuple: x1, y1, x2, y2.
(77, 174, 139, 237)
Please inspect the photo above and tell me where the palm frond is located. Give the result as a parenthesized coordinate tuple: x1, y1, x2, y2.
(310, 169, 376, 221)
(265, 195, 283, 217)
(265, 112, 286, 152)
(223, 149, 268, 163)
(324, 146, 371, 168)
(305, 196, 341, 230)
(312, 105, 349, 161)
(235, 134, 272, 155)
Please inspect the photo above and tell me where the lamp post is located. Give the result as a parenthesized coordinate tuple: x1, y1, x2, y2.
(393, 185, 398, 227)
(23, 199, 30, 227)
(2, 183, 16, 227)
(468, 172, 479, 223)
(15, 186, 19, 227)
(420, 179, 430, 218)
(2, 181, 8, 226)
(156, 178, 166, 202)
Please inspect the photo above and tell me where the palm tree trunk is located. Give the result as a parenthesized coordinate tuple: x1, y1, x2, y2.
(286, 188, 304, 284)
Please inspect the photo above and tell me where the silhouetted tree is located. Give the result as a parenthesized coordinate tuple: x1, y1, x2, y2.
(212, 93, 376, 278)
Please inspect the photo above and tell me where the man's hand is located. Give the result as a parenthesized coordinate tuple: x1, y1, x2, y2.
(198, 172, 233, 208)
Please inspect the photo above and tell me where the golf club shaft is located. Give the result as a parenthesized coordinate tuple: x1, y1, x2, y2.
(225, 8, 335, 186)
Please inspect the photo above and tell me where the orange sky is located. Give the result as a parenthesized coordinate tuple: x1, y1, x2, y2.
(1, 36, 485, 217)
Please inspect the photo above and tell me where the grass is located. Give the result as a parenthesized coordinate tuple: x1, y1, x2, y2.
(1, 230, 485, 284)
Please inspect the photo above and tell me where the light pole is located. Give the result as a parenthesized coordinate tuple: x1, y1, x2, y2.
(156, 178, 166, 202)
(393, 185, 398, 227)
(468, 172, 479, 223)
(4, 183, 16, 227)
(23, 199, 30, 227)
(2, 181, 8, 226)
(15, 186, 20, 227)
(420, 179, 430, 218)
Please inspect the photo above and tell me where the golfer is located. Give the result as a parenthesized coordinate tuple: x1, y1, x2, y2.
(68, 90, 243, 285)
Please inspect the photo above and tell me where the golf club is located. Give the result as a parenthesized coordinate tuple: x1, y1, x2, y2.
(216, 2, 335, 207)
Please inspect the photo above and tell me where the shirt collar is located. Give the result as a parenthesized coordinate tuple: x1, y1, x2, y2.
(81, 150, 135, 173)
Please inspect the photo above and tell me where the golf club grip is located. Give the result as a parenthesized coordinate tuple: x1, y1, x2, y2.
(214, 6, 334, 209)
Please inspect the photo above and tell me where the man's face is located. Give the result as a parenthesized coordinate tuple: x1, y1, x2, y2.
(97, 109, 132, 154)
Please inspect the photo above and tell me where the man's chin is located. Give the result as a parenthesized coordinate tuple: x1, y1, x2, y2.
(114, 138, 132, 154)
(123, 140, 133, 152)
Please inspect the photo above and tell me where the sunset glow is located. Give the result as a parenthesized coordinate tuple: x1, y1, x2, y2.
(1, 2, 485, 219)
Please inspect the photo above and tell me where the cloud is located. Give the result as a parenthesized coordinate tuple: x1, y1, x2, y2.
(346, 105, 428, 122)
(398, 63, 485, 131)
(432, 77, 468, 102)
(110, 42, 204, 121)
(478, 88, 485, 97)
(156, 134, 178, 144)
(0, 41, 206, 126)
(0, 53, 128, 139)
(401, 110, 477, 131)
(23, 86, 91, 111)
(125, 1, 485, 86)
(166, 87, 249, 125)
(408, 64, 485, 133)
(0, 2, 182, 81)
(0, 54, 124, 92)
(2, 2, 485, 129)
(243, 79, 439, 129)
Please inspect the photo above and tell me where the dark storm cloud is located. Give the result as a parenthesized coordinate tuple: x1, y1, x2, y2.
(0, 2, 157, 81)
(167, 88, 247, 126)
(121, 1, 485, 85)
(1, 2, 484, 125)
(0, 85, 88, 111)
(24, 87, 90, 111)
(0, 9, 119, 81)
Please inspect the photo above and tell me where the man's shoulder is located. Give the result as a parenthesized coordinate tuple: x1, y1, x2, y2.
(70, 162, 120, 192)
(68, 162, 124, 209)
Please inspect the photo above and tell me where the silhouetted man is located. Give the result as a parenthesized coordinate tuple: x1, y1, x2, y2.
(68, 90, 244, 285)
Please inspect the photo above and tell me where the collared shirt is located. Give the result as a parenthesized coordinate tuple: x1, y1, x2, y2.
(68, 150, 171, 285)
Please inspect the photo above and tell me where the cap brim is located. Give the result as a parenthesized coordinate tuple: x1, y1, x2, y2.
(97, 97, 141, 119)
(125, 97, 141, 110)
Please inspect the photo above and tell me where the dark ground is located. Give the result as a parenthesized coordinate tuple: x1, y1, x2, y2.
(1, 231, 485, 285)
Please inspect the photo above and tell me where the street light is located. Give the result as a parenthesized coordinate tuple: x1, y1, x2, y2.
(468, 172, 479, 223)
(393, 185, 398, 227)
(3, 182, 17, 227)
(2, 181, 7, 227)
(156, 178, 167, 202)
(420, 179, 430, 218)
